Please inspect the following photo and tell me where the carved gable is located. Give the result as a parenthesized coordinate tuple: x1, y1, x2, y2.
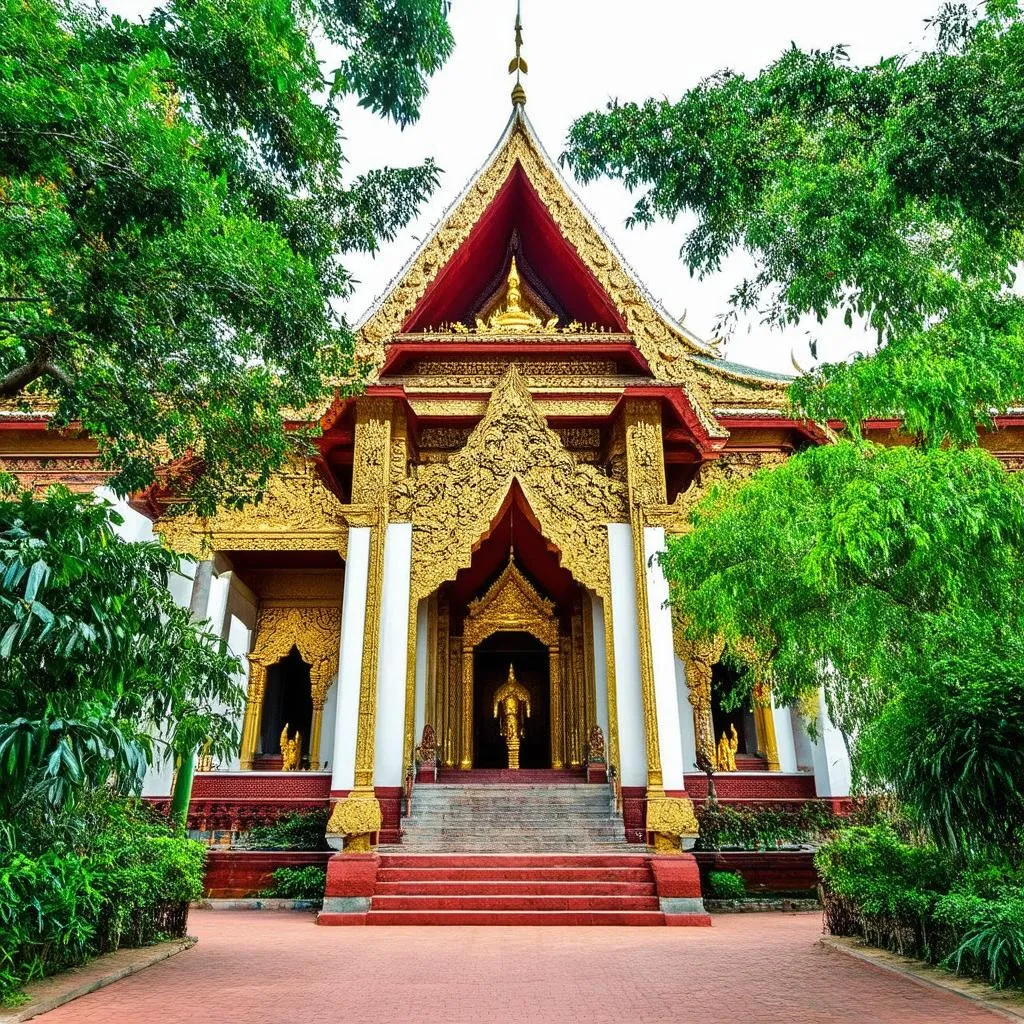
(393, 366, 627, 602)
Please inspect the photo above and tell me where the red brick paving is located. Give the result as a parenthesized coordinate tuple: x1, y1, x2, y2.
(37, 910, 999, 1023)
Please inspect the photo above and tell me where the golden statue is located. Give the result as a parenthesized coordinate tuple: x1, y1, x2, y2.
(478, 258, 558, 334)
(493, 664, 532, 770)
(716, 723, 739, 773)
(280, 723, 302, 771)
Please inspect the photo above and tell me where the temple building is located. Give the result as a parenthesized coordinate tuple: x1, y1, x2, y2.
(5, 32, 1024, 924)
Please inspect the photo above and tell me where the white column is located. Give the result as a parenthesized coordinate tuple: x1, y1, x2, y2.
(331, 526, 370, 792)
(771, 694, 799, 773)
(373, 522, 413, 787)
(811, 689, 852, 797)
(412, 598, 429, 748)
(674, 656, 698, 773)
(589, 592, 611, 743)
(643, 527, 685, 791)
(790, 708, 815, 772)
(607, 524, 646, 788)
(222, 609, 253, 772)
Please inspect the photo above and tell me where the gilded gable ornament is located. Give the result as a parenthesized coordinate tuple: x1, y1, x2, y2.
(392, 366, 627, 602)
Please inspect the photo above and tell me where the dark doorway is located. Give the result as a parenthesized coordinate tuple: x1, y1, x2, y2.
(259, 646, 313, 763)
(711, 662, 758, 756)
(473, 631, 550, 769)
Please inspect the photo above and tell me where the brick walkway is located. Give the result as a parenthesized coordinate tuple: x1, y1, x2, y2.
(37, 910, 1000, 1023)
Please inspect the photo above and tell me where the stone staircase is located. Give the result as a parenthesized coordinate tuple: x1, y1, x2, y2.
(364, 853, 665, 925)
(393, 782, 627, 853)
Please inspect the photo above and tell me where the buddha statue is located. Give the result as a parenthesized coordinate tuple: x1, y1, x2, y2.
(493, 664, 532, 770)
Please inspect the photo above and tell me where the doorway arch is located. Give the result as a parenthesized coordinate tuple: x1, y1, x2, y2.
(459, 558, 560, 769)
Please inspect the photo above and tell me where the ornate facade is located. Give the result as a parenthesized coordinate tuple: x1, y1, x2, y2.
(6, 95, 1024, 858)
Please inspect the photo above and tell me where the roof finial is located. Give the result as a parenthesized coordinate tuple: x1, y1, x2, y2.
(508, 0, 527, 107)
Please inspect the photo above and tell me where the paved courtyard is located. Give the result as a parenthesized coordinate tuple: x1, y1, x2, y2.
(38, 910, 999, 1023)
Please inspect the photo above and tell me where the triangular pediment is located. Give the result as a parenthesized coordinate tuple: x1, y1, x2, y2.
(357, 110, 715, 379)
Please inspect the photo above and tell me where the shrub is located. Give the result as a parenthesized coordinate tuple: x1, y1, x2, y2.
(0, 797, 204, 1002)
(259, 866, 327, 903)
(706, 871, 747, 900)
(245, 811, 330, 851)
(817, 825, 1024, 988)
(695, 803, 838, 851)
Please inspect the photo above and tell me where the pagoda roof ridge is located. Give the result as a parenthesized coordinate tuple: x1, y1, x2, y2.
(354, 107, 721, 371)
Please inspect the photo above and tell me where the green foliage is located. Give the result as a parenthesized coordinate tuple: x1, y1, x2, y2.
(0, 482, 244, 814)
(817, 826, 1024, 988)
(245, 810, 330, 851)
(563, 3, 1024, 444)
(663, 441, 1024, 857)
(0, 0, 453, 509)
(695, 802, 838, 851)
(259, 865, 327, 902)
(0, 795, 203, 1001)
(706, 870, 747, 900)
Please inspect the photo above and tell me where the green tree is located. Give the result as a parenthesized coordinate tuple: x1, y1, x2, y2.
(0, 0, 453, 511)
(563, 1, 1024, 444)
(0, 481, 244, 815)
(661, 442, 1024, 854)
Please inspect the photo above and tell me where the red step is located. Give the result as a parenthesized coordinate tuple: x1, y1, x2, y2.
(371, 894, 659, 911)
(378, 866, 651, 883)
(374, 880, 656, 896)
(322, 851, 710, 927)
(364, 909, 667, 926)
(381, 854, 649, 868)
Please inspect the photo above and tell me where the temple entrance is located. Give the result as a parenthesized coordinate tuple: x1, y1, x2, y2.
(473, 632, 550, 769)
(258, 646, 313, 766)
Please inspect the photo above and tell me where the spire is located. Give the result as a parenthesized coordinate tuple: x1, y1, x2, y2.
(508, 0, 527, 107)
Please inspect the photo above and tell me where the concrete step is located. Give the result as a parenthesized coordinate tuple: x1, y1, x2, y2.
(377, 866, 653, 883)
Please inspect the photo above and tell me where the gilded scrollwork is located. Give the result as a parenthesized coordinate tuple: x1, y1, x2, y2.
(154, 458, 350, 558)
(462, 559, 559, 649)
(393, 366, 626, 602)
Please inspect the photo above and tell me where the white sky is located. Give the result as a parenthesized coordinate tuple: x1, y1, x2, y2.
(109, 0, 947, 374)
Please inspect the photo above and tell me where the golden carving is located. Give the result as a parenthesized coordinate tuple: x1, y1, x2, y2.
(280, 724, 302, 771)
(327, 794, 383, 852)
(674, 619, 724, 778)
(456, 558, 561, 771)
(587, 724, 607, 763)
(358, 117, 717, 391)
(646, 796, 700, 853)
(623, 399, 667, 789)
(463, 558, 559, 649)
(476, 257, 557, 333)
(406, 397, 620, 419)
(394, 367, 626, 603)
(155, 459, 350, 558)
(717, 725, 739, 773)
(493, 665, 532, 769)
(239, 605, 341, 770)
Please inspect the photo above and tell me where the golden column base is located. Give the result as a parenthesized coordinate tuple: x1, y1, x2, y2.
(326, 792, 383, 854)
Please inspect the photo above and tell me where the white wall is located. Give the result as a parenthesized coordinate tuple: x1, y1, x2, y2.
(643, 527, 686, 791)
(791, 707, 815, 772)
(811, 689, 852, 797)
(607, 524, 647, 788)
(374, 522, 413, 787)
(331, 527, 370, 792)
(589, 592, 611, 744)
(770, 693, 799, 773)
